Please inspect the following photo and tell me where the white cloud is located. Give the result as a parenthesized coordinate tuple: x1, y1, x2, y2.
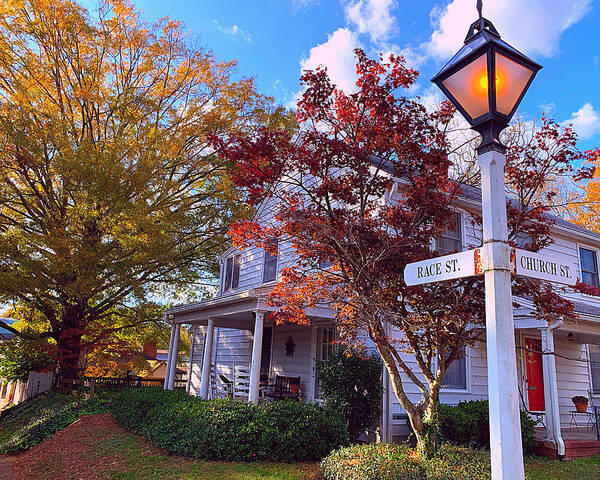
(288, 0, 320, 12)
(564, 102, 600, 140)
(427, 0, 591, 59)
(539, 102, 556, 115)
(344, 0, 397, 45)
(213, 20, 252, 43)
(299, 27, 361, 93)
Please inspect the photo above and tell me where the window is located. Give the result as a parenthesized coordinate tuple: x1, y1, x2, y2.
(223, 254, 241, 292)
(262, 244, 278, 283)
(436, 213, 462, 255)
(260, 327, 273, 377)
(442, 350, 467, 390)
(579, 248, 599, 287)
(315, 326, 336, 399)
(590, 344, 600, 394)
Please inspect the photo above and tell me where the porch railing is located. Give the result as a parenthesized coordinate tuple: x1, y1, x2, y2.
(59, 376, 186, 391)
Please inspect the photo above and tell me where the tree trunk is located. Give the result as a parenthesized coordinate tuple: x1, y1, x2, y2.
(55, 309, 86, 389)
(420, 384, 441, 458)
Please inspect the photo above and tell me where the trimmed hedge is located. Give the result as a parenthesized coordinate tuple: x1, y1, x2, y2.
(438, 399, 537, 453)
(0, 391, 108, 453)
(321, 443, 491, 480)
(108, 387, 348, 462)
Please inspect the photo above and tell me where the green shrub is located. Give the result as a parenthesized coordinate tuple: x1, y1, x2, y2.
(321, 443, 423, 480)
(109, 387, 348, 462)
(423, 444, 491, 480)
(0, 391, 108, 453)
(318, 349, 382, 441)
(438, 400, 537, 453)
(321, 443, 491, 480)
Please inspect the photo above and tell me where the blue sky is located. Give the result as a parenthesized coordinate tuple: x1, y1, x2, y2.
(80, 0, 600, 150)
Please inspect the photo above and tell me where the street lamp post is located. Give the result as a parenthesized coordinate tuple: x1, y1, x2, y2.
(432, 5, 541, 480)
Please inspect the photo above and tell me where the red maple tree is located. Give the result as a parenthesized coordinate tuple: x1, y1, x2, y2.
(213, 49, 593, 455)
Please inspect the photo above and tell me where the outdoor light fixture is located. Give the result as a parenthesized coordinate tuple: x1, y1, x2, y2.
(430, 3, 543, 479)
(431, 12, 542, 153)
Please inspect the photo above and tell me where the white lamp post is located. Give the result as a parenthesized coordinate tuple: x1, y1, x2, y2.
(432, 4, 541, 480)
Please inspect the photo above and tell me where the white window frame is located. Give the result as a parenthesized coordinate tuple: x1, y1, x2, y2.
(577, 244, 600, 289)
(436, 211, 464, 255)
(438, 346, 471, 393)
(587, 343, 600, 396)
(262, 243, 278, 284)
(313, 324, 337, 401)
(221, 253, 241, 293)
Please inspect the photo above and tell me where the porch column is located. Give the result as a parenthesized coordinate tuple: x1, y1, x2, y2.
(249, 311, 264, 404)
(186, 329, 195, 394)
(540, 322, 565, 458)
(167, 323, 181, 391)
(199, 319, 215, 399)
(164, 321, 177, 389)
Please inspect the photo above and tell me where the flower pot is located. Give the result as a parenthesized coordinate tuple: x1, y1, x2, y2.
(574, 400, 588, 412)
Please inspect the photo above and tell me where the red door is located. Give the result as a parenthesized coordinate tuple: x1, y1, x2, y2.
(524, 338, 545, 411)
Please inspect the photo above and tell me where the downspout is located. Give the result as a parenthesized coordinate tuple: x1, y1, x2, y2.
(543, 318, 565, 459)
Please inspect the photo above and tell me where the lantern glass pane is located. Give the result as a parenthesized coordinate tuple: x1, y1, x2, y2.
(441, 53, 490, 120)
(495, 52, 534, 116)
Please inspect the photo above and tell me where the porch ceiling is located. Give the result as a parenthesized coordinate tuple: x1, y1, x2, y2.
(555, 317, 600, 344)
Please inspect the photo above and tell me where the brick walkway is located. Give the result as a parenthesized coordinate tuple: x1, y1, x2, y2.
(0, 456, 14, 480)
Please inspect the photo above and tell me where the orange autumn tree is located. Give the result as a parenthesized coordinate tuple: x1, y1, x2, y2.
(0, 0, 293, 383)
(214, 50, 589, 456)
(570, 149, 600, 233)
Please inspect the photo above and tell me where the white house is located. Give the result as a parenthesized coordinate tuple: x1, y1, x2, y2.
(0, 318, 53, 409)
(163, 167, 600, 458)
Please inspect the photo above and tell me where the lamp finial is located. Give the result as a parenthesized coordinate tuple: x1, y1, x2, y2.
(477, 0, 483, 19)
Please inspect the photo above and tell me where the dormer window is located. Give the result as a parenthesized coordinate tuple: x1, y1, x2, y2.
(262, 243, 278, 283)
(223, 254, 241, 292)
(436, 212, 462, 255)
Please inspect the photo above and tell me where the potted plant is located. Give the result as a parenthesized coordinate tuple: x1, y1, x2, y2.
(572, 395, 589, 412)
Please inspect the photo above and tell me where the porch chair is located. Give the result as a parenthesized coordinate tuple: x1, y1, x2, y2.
(517, 384, 546, 429)
(233, 364, 250, 400)
(264, 375, 301, 401)
(210, 365, 232, 399)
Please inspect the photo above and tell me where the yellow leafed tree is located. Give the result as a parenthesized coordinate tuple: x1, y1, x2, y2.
(0, 0, 294, 382)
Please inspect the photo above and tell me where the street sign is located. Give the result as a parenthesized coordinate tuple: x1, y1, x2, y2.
(513, 248, 578, 286)
(403, 248, 482, 286)
(404, 247, 579, 287)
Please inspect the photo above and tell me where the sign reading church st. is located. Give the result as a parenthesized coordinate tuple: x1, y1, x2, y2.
(514, 248, 577, 286)
(404, 247, 578, 287)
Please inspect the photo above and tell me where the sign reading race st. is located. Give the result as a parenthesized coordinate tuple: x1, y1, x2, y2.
(404, 247, 578, 287)
(403, 249, 482, 286)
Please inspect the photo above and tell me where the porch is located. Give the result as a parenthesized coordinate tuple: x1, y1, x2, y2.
(163, 288, 335, 404)
(516, 302, 600, 459)
(535, 428, 600, 459)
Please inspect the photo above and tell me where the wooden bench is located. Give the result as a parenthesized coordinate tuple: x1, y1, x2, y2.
(264, 375, 301, 401)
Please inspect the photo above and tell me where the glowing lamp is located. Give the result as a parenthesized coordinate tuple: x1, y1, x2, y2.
(431, 17, 542, 153)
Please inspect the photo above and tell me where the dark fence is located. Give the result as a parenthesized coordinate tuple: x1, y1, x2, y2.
(58, 376, 186, 392)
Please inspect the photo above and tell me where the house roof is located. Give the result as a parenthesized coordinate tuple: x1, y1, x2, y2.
(372, 157, 600, 243)
(0, 318, 16, 341)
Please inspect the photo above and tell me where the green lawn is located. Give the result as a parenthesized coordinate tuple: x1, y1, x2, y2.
(525, 455, 600, 480)
(11, 412, 320, 480)
(3, 391, 600, 480)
